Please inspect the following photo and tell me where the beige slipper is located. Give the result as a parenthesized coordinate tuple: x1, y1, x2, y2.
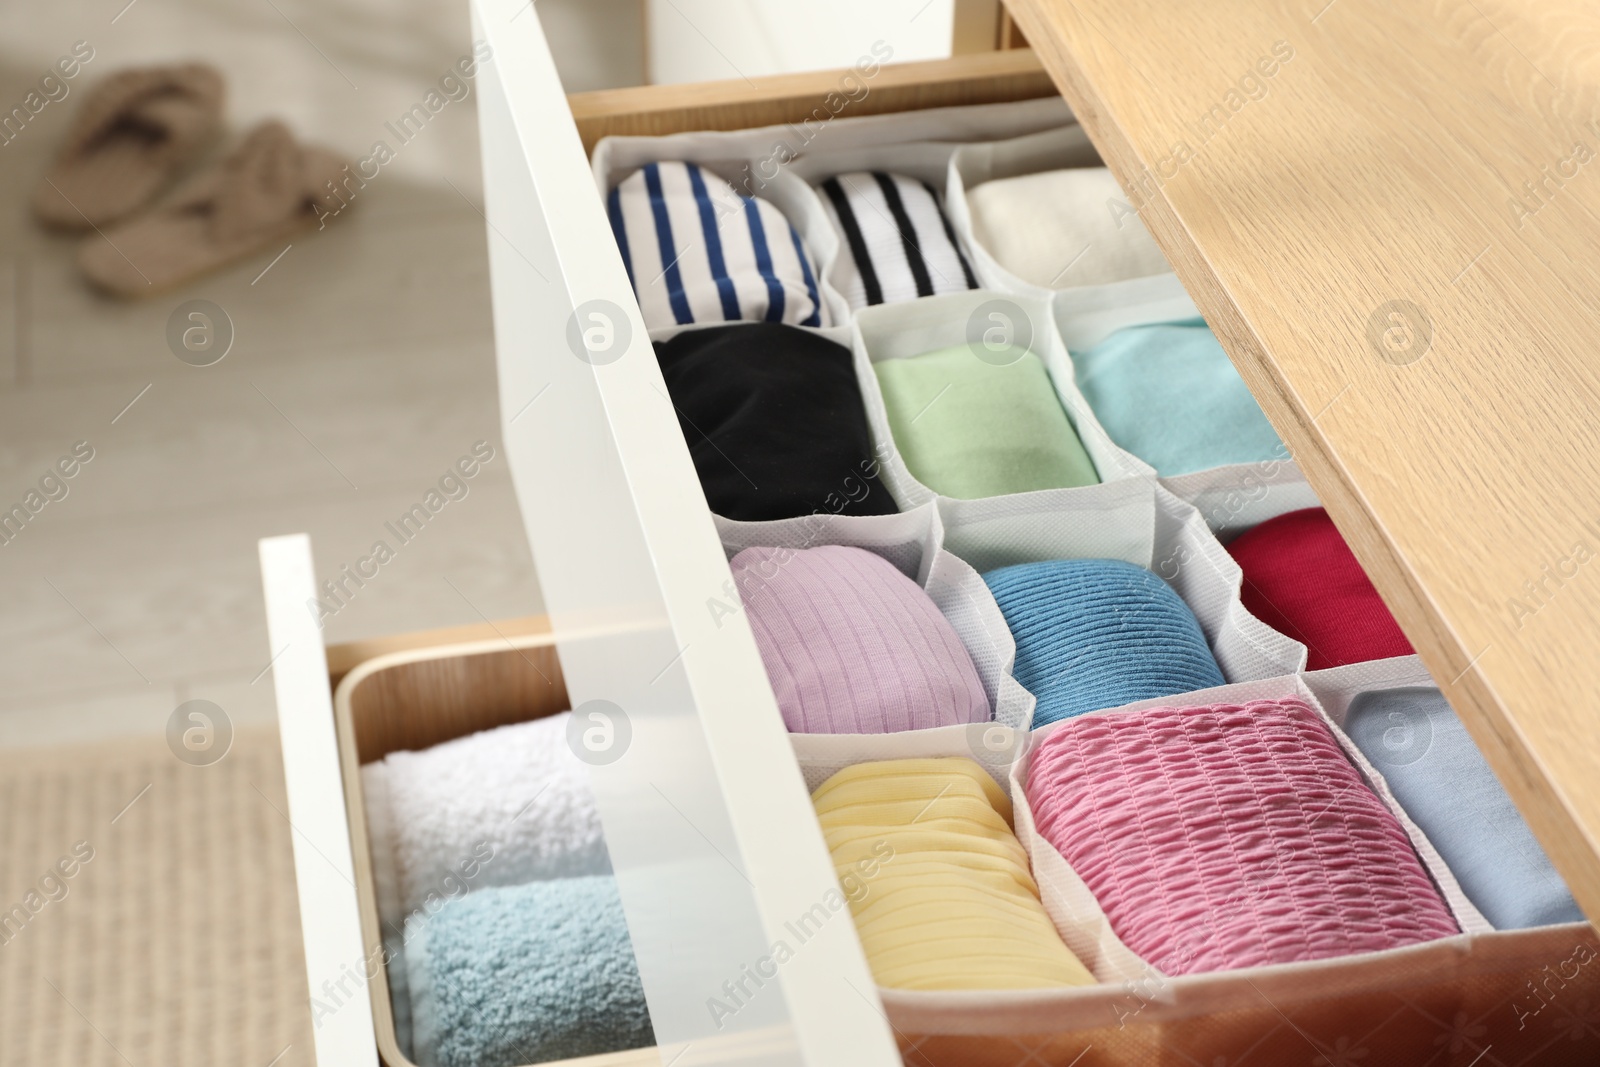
(34, 64, 225, 230)
(79, 120, 350, 297)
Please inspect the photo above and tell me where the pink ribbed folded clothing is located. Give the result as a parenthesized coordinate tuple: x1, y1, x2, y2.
(731, 545, 990, 733)
(1026, 698, 1459, 975)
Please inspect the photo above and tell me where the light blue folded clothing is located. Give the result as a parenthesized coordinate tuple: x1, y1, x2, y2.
(1072, 317, 1283, 476)
(1345, 688, 1583, 930)
(406, 875, 653, 1067)
(982, 558, 1225, 727)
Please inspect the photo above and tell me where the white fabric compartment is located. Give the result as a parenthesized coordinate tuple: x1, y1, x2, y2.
(1300, 654, 1438, 727)
(595, 155, 851, 331)
(937, 479, 1307, 684)
(1049, 271, 1308, 498)
(811, 168, 979, 310)
(713, 504, 1036, 731)
(1048, 269, 1201, 351)
(590, 97, 1074, 195)
(1151, 481, 1309, 680)
(852, 288, 1150, 509)
(787, 139, 967, 192)
(788, 670, 1501, 1033)
(592, 98, 1078, 336)
(788, 142, 982, 311)
(790, 721, 1026, 797)
(945, 125, 1168, 298)
(1007, 674, 1491, 992)
(1161, 447, 1320, 538)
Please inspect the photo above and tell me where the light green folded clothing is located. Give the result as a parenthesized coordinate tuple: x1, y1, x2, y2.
(1072, 317, 1283, 476)
(875, 343, 1099, 498)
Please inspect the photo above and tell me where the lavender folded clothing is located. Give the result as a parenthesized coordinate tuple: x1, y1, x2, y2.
(732, 545, 989, 733)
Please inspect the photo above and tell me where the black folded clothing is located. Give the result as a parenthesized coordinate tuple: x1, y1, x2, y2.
(654, 323, 899, 521)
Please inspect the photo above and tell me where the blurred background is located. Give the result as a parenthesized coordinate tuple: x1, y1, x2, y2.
(0, 1, 956, 1065)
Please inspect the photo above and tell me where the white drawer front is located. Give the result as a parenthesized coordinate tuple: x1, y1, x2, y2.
(471, 3, 897, 1065)
(260, 534, 381, 1067)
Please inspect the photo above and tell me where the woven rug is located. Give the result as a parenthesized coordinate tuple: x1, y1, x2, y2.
(0, 726, 314, 1067)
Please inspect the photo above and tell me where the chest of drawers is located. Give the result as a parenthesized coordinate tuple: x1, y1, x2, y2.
(262, 4, 1600, 1065)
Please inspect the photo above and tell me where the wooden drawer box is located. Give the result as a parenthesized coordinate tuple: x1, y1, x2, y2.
(298, 625, 1600, 1067)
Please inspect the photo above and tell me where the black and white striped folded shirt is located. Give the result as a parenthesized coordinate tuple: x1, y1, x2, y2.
(607, 161, 828, 330)
(816, 171, 979, 310)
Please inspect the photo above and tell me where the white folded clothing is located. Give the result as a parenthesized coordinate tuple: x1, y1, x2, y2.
(362, 712, 611, 936)
(965, 166, 1171, 288)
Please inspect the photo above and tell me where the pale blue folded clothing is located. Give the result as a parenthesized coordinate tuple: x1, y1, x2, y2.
(1345, 688, 1583, 930)
(982, 558, 1225, 727)
(1072, 317, 1283, 476)
(406, 875, 653, 1067)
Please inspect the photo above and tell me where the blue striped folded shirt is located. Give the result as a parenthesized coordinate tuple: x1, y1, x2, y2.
(607, 161, 828, 330)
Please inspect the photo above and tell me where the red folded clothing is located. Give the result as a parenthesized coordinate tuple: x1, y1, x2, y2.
(1227, 507, 1412, 670)
(1025, 699, 1460, 975)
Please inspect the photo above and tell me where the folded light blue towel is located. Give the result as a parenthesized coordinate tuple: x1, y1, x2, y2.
(982, 558, 1225, 727)
(1072, 317, 1283, 476)
(406, 875, 653, 1067)
(1345, 688, 1583, 930)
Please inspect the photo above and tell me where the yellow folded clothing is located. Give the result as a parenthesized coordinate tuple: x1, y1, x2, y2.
(812, 758, 1094, 990)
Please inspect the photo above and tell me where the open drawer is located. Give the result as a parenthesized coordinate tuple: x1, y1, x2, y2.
(265, 530, 1600, 1067)
(261, 3, 1600, 1066)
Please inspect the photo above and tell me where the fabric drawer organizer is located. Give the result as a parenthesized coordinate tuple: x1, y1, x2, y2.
(352, 96, 1595, 1067)
(715, 478, 1307, 730)
(595, 107, 1293, 521)
(786, 662, 1595, 1064)
(606, 97, 1590, 1060)
(358, 502, 1598, 1064)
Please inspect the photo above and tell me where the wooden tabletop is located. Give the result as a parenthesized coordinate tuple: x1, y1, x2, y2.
(1004, 0, 1600, 919)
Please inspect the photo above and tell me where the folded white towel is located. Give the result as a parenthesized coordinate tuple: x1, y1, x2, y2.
(361, 712, 611, 938)
(966, 167, 1171, 288)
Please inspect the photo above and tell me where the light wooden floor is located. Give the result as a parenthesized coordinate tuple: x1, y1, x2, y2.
(0, 0, 639, 1062)
(0, 0, 648, 750)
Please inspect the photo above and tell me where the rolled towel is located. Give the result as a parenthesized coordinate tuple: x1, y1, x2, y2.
(1027, 699, 1461, 975)
(731, 545, 989, 733)
(656, 323, 897, 521)
(406, 875, 653, 1067)
(361, 713, 610, 937)
(965, 167, 1170, 288)
(1072, 317, 1284, 475)
(816, 171, 979, 309)
(875, 343, 1098, 499)
(813, 757, 1094, 989)
(1345, 688, 1583, 930)
(1227, 507, 1413, 670)
(607, 160, 827, 329)
(982, 558, 1225, 726)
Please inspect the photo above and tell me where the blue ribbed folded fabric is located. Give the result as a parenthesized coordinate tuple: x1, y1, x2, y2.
(1345, 688, 1584, 930)
(406, 875, 653, 1067)
(1073, 317, 1284, 476)
(982, 558, 1226, 726)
